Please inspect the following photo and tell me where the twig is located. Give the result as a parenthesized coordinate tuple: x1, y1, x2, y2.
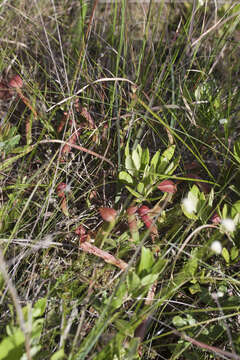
(174, 224, 218, 264)
(191, 10, 240, 47)
(79, 242, 127, 270)
(39, 139, 114, 167)
(176, 329, 240, 360)
(16, 88, 37, 119)
(46, 77, 136, 112)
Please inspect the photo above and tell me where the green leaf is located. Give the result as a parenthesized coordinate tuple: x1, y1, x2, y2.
(136, 144, 142, 160)
(234, 138, 240, 164)
(125, 142, 130, 157)
(230, 247, 239, 261)
(190, 184, 200, 199)
(114, 319, 134, 337)
(127, 271, 141, 293)
(189, 283, 201, 295)
(172, 316, 187, 327)
(186, 314, 197, 326)
(32, 298, 47, 318)
(20, 345, 41, 360)
(119, 171, 133, 184)
(208, 188, 214, 206)
(222, 204, 228, 218)
(141, 273, 159, 287)
(164, 161, 175, 175)
(149, 163, 157, 184)
(163, 145, 175, 161)
(137, 247, 155, 278)
(222, 247, 230, 264)
(132, 148, 141, 170)
(0, 328, 24, 360)
(125, 186, 143, 199)
(231, 200, 240, 218)
(125, 156, 135, 176)
(185, 256, 198, 277)
(51, 349, 65, 360)
(141, 148, 150, 168)
(31, 318, 44, 343)
(137, 182, 144, 194)
(151, 258, 167, 275)
(150, 150, 160, 170)
(109, 283, 127, 310)
(0, 135, 20, 153)
(0, 146, 34, 172)
(158, 145, 175, 173)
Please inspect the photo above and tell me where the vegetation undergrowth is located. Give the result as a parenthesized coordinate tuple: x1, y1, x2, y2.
(0, 0, 240, 359)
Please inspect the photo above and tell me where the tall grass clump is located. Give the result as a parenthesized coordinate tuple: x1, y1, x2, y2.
(0, 0, 240, 359)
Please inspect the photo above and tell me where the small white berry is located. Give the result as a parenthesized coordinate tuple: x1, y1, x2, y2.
(221, 218, 235, 233)
(182, 197, 197, 214)
(211, 241, 222, 254)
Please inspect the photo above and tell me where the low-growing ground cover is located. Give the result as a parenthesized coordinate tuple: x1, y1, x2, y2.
(0, 1, 240, 359)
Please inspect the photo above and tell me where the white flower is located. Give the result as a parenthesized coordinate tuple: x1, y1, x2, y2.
(221, 218, 235, 233)
(182, 197, 197, 214)
(219, 118, 228, 125)
(211, 291, 224, 300)
(216, 291, 224, 298)
(211, 241, 222, 254)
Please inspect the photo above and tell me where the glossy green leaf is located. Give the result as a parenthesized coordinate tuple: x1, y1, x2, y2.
(124, 142, 130, 157)
(136, 144, 142, 160)
(137, 247, 155, 277)
(162, 145, 175, 161)
(222, 204, 228, 218)
(125, 155, 135, 176)
(125, 186, 143, 199)
(222, 247, 230, 264)
(158, 145, 175, 173)
(137, 182, 144, 194)
(150, 150, 160, 170)
(119, 171, 133, 184)
(141, 148, 150, 168)
(132, 148, 141, 170)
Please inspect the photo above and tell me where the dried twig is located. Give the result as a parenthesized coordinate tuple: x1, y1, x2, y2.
(79, 242, 127, 270)
(39, 139, 114, 167)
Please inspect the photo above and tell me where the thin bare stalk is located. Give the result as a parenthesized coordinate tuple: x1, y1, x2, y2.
(0, 247, 32, 360)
